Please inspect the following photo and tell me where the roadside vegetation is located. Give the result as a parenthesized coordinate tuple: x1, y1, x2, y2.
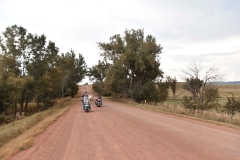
(0, 25, 87, 125)
(89, 29, 240, 127)
(156, 84, 240, 127)
(0, 96, 76, 159)
(0, 25, 87, 158)
(108, 82, 240, 127)
(109, 83, 240, 127)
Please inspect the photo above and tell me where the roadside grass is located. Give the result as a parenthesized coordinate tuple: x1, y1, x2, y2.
(102, 84, 240, 128)
(154, 103, 240, 127)
(109, 84, 240, 129)
(111, 97, 240, 129)
(0, 96, 76, 160)
(0, 103, 45, 125)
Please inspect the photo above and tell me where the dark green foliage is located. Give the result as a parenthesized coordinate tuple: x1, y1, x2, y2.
(156, 80, 170, 101)
(182, 78, 219, 111)
(97, 29, 164, 102)
(92, 83, 102, 95)
(92, 82, 110, 96)
(0, 25, 87, 119)
(88, 60, 109, 83)
(60, 50, 87, 98)
(105, 60, 130, 98)
(134, 81, 161, 103)
(88, 60, 110, 96)
(183, 78, 203, 98)
(182, 96, 196, 112)
(0, 72, 11, 115)
(167, 76, 177, 99)
(224, 93, 240, 118)
(41, 97, 54, 110)
(202, 87, 219, 110)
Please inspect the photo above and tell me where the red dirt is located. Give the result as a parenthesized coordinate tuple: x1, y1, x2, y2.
(9, 86, 240, 160)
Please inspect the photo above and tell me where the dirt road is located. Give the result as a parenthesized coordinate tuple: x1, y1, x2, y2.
(10, 86, 240, 160)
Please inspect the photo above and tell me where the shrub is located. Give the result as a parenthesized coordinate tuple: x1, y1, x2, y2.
(224, 93, 240, 118)
(182, 96, 196, 112)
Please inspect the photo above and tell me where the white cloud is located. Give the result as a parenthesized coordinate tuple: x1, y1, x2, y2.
(0, 0, 240, 82)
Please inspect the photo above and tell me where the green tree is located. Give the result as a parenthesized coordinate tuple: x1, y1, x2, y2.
(167, 76, 177, 99)
(156, 78, 170, 102)
(27, 34, 49, 110)
(104, 59, 129, 97)
(224, 92, 240, 118)
(88, 58, 111, 96)
(98, 29, 164, 102)
(88, 60, 110, 83)
(0, 25, 34, 115)
(0, 70, 11, 115)
(140, 80, 160, 103)
(0, 24, 88, 118)
(59, 50, 87, 98)
(22, 76, 34, 113)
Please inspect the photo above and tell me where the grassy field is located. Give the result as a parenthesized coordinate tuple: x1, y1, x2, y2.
(166, 83, 240, 106)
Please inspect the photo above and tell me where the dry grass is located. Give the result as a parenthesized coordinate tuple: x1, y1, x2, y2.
(167, 83, 240, 106)
(103, 84, 240, 128)
(218, 84, 240, 96)
(111, 96, 240, 129)
(0, 96, 76, 160)
(155, 103, 240, 127)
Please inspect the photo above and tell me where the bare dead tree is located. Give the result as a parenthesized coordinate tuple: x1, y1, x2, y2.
(182, 60, 223, 110)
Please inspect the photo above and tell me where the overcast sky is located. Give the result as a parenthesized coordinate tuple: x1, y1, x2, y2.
(0, 0, 240, 83)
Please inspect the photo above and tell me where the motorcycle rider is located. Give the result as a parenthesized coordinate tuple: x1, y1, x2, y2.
(81, 94, 84, 102)
(81, 92, 88, 102)
(82, 94, 91, 110)
(95, 95, 102, 105)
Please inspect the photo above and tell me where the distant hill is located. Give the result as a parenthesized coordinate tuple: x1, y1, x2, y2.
(218, 81, 240, 85)
(178, 81, 240, 85)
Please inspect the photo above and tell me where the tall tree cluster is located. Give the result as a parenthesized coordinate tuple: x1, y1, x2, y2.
(0, 25, 87, 117)
(90, 29, 166, 103)
(87, 59, 110, 95)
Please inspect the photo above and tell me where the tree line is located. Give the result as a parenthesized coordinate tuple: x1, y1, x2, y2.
(0, 25, 87, 119)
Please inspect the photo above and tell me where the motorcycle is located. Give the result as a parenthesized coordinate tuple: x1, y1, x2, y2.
(82, 96, 91, 112)
(95, 97, 102, 107)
